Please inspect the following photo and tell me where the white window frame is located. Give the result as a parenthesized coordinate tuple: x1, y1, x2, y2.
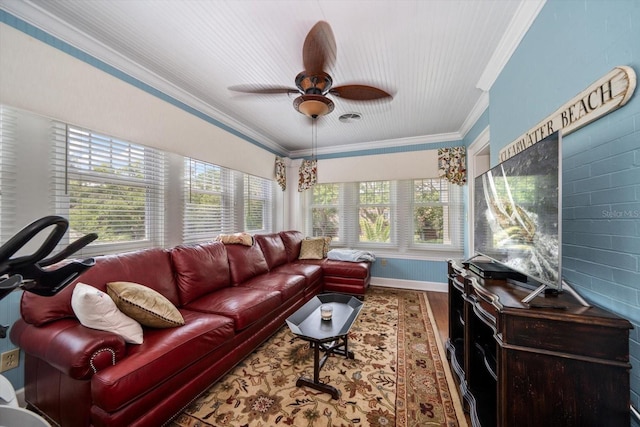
(356, 180, 394, 246)
(183, 157, 274, 244)
(306, 178, 464, 257)
(244, 173, 273, 234)
(408, 178, 462, 250)
(52, 124, 166, 256)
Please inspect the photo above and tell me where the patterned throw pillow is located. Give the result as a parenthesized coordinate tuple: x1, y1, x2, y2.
(298, 238, 325, 260)
(107, 281, 185, 328)
(304, 236, 332, 258)
(320, 236, 332, 257)
(71, 282, 143, 344)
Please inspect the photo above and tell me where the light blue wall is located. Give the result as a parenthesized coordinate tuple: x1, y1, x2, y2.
(490, 0, 640, 421)
(371, 258, 447, 282)
(0, 291, 24, 389)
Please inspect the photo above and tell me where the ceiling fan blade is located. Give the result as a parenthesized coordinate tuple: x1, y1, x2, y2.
(228, 84, 299, 95)
(303, 21, 336, 75)
(329, 85, 393, 101)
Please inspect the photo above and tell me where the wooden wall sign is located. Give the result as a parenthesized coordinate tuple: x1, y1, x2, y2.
(499, 66, 636, 162)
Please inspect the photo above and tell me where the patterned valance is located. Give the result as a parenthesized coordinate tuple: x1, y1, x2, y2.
(298, 159, 317, 192)
(438, 146, 467, 185)
(275, 156, 286, 191)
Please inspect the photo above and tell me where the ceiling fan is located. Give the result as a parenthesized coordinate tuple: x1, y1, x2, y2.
(229, 21, 393, 119)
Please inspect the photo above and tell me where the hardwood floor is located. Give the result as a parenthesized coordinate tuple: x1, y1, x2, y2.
(426, 290, 472, 427)
(426, 291, 449, 345)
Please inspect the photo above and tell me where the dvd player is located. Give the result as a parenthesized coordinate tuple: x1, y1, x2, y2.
(469, 261, 527, 282)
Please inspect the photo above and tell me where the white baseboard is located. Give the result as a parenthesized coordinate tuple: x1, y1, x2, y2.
(371, 277, 448, 293)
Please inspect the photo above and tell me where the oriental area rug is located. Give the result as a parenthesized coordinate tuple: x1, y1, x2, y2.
(171, 287, 467, 427)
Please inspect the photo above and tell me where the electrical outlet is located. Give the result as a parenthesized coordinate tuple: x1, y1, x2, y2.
(380, 259, 387, 267)
(0, 348, 20, 372)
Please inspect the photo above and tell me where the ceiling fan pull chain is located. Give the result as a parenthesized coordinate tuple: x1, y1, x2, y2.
(312, 118, 318, 161)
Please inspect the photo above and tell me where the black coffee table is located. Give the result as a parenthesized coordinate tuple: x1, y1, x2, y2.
(285, 293, 363, 399)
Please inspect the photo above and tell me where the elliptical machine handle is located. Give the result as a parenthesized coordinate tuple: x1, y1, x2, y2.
(38, 233, 99, 267)
(0, 216, 97, 298)
(0, 216, 68, 275)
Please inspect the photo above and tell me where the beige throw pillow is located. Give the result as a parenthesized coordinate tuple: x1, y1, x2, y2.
(298, 238, 325, 260)
(304, 236, 332, 258)
(107, 281, 185, 328)
(319, 236, 332, 257)
(71, 282, 143, 344)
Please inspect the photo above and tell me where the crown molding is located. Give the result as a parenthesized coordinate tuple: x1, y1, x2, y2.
(476, 0, 546, 92)
(288, 131, 462, 159)
(458, 91, 489, 139)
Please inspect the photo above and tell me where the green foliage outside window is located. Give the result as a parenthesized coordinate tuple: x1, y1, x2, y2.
(311, 184, 339, 239)
(359, 211, 390, 242)
(413, 179, 445, 244)
(309, 179, 459, 249)
(70, 181, 146, 241)
(359, 181, 390, 243)
(69, 165, 147, 243)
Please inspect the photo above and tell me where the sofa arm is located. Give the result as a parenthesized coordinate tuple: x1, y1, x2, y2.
(10, 318, 127, 380)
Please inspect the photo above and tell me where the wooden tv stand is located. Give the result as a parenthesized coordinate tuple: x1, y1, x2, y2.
(446, 260, 632, 427)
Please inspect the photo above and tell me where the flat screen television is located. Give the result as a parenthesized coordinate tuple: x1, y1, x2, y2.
(473, 131, 561, 295)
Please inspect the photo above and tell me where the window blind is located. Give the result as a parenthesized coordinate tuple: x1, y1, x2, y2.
(309, 183, 341, 243)
(305, 178, 464, 256)
(0, 106, 17, 245)
(244, 173, 273, 233)
(51, 123, 166, 255)
(183, 158, 237, 244)
(183, 158, 274, 244)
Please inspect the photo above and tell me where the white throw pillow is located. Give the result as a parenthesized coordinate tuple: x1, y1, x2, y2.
(71, 282, 143, 344)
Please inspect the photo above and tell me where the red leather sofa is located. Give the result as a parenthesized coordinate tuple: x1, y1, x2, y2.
(10, 230, 370, 427)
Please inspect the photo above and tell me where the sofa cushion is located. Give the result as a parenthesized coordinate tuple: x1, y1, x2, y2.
(298, 238, 325, 259)
(92, 309, 235, 413)
(71, 283, 143, 344)
(20, 248, 179, 327)
(171, 242, 231, 305)
(107, 281, 185, 328)
(239, 272, 306, 302)
(271, 263, 323, 288)
(185, 287, 281, 331)
(224, 243, 269, 285)
(279, 230, 304, 262)
(322, 259, 371, 279)
(254, 233, 288, 270)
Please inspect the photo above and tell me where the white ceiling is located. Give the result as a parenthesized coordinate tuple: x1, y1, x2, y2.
(1, 0, 545, 157)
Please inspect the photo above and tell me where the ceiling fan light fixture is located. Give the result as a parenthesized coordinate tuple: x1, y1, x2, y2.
(293, 94, 335, 118)
(295, 72, 333, 94)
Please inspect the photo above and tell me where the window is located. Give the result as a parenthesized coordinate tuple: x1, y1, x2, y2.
(244, 174, 273, 233)
(0, 106, 17, 244)
(306, 178, 463, 256)
(310, 184, 340, 242)
(183, 159, 236, 244)
(52, 124, 166, 254)
(413, 178, 452, 244)
(358, 181, 391, 243)
(183, 158, 273, 244)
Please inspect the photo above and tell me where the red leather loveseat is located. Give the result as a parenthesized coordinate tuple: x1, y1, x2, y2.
(10, 230, 370, 427)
